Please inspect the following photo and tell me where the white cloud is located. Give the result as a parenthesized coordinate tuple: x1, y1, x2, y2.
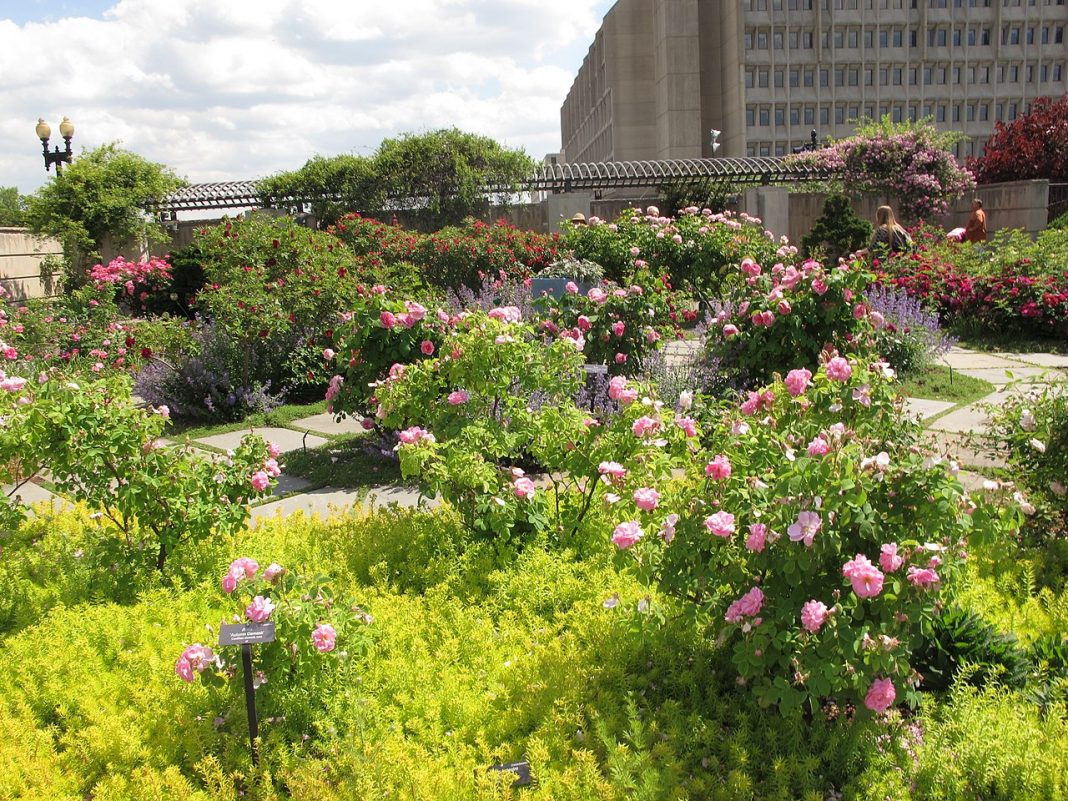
(0, 0, 613, 195)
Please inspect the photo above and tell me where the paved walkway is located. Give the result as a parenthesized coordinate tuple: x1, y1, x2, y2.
(7, 347, 1064, 522)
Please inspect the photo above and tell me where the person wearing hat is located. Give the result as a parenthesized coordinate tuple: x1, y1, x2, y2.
(569, 212, 587, 226)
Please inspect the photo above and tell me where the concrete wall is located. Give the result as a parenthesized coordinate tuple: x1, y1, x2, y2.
(0, 228, 61, 300)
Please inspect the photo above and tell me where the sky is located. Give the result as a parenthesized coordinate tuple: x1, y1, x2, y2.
(0, 0, 616, 195)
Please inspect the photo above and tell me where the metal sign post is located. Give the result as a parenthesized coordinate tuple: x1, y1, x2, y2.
(219, 622, 276, 767)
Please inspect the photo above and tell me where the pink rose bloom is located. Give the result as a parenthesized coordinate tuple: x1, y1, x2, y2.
(598, 461, 627, 481)
(705, 454, 732, 480)
(740, 392, 760, 416)
(633, 487, 660, 511)
(879, 543, 904, 573)
(488, 305, 521, 323)
(906, 565, 940, 589)
(405, 300, 427, 321)
(389, 363, 406, 379)
(250, 470, 270, 492)
(175, 655, 195, 683)
(607, 376, 627, 400)
(267, 441, 282, 459)
(263, 563, 285, 582)
(612, 288, 628, 299)
(577, 315, 592, 332)
(801, 600, 830, 633)
(632, 415, 660, 437)
(870, 310, 886, 329)
(842, 554, 885, 598)
(611, 321, 626, 337)
(312, 623, 337, 653)
(0, 376, 27, 392)
(787, 511, 821, 547)
(398, 426, 432, 444)
(811, 278, 829, 295)
(229, 557, 259, 580)
(675, 416, 697, 437)
(611, 520, 644, 549)
(807, 437, 830, 457)
(322, 348, 336, 360)
(380, 311, 397, 329)
(246, 595, 276, 623)
(514, 476, 537, 499)
(852, 384, 872, 407)
(221, 572, 238, 594)
(704, 511, 736, 538)
(587, 288, 608, 304)
(614, 352, 628, 364)
(784, 368, 813, 396)
(325, 374, 344, 403)
(853, 303, 868, 320)
(660, 513, 679, 543)
(777, 300, 792, 316)
(740, 258, 761, 277)
(724, 586, 765, 623)
(420, 340, 435, 355)
(447, 390, 469, 405)
(263, 458, 282, 478)
(644, 328, 660, 343)
(723, 324, 739, 338)
(864, 677, 896, 712)
(565, 281, 579, 294)
(746, 523, 767, 552)
(825, 357, 852, 382)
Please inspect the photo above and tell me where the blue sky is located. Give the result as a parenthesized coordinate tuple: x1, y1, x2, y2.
(1, 0, 616, 195)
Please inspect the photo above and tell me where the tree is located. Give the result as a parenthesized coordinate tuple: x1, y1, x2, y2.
(373, 128, 536, 229)
(258, 154, 384, 228)
(801, 194, 872, 262)
(0, 187, 25, 227)
(968, 95, 1068, 184)
(788, 117, 975, 222)
(23, 143, 185, 286)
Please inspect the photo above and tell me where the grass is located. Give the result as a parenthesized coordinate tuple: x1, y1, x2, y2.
(897, 364, 995, 405)
(164, 399, 331, 442)
(282, 434, 406, 490)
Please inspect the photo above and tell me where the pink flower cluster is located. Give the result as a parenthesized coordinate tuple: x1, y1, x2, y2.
(842, 554, 885, 598)
(175, 643, 216, 683)
(724, 586, 764, 624)
(612, 520, 644, 549)
(608, 376, 638, 405)
(705, 454, 732, 480)
(784, 368, 813, 397)
(800, 600, 830, 633)
(704, 511, 736, 538)
(397, 426, 435, 445)
(222, 557, 259, 593)
(312, 623, 337, 653)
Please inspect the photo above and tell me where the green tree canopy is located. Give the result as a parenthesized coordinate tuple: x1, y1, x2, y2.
(374, 128, 535, 229)
(0, 187, 25, 227)
(23, 142, 185, 285)
(258, 153, 383, 227)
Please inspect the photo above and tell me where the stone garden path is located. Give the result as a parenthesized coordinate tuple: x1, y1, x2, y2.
(8, 347, 1066, 521)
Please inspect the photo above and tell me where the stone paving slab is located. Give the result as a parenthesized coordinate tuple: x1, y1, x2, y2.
(920, 431, 1002, 471)
(953, 366, 1053, 385)
(272, 473, 314, 496)
(2, 481, 64, 510)
(903, 397, 956, 421)
(250, 484, 431, 523)
(927, 393, 1004, 434)
(998, 353, 1068, 369)
(939, 349, 1025, 370)
(194, 427, 328, 454)
(290, 413, 367, 436)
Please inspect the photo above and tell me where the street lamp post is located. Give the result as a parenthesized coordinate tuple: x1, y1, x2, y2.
(36, 117, 75, 174)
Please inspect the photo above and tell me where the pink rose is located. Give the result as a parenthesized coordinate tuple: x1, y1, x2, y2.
(611, 321, 626, 337)
(420, 340, 435, 356)
(853, 303, 868, 320)
(811, 278, 828, 295)
(825, 356, 852, 382)
(632, 415, 660, 437)
(447, 390, 469, 405)
(787, 511, 821, 547)
(777, 300, 792, 316)
(906, 565, 940, 589)
(263, 563, 285, 582)
(598, 461, 627, 481)
(746, 523, 767, 552)
(263, 458, 282, 478)
(807, 437, 830, 457)
(723, 324, 739, 338)
(864, 677, 896, 712)
(577, 315, 592, 332)
(725, 586, 764, 623)
(175, 656, 195, 683)
(405, 301, 427, 321)
(633, 487, 660, 511)
(267, 441, 282, 459)
(322, 348, 336, 360)
(879, 543, 904, 573)
(312, 623, 337, 653)
(514, 477, 537, 499)
(784, 368, 813, 396)
(704, 511, 736, 538)
(245, 595, 276, 623)
(611, 520, 644, 549)
(379, 311, 396, 329)
(842, 554, 885, 598)
(675, 416, 697, 437)
(565, 281, 579, 294)
(801, 600, 830, 633)
(614, 352, 628, 364)
(587, 288, 608, 304)
(705, 454, 732, 480)
(659, 513, 679, 543)
(250, 471, 270, 492)
(221, 572, 238, 594)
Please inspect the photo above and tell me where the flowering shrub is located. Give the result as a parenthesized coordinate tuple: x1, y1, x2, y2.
(535, 273, 681, 375)
(615, 355, 1010, 712)
(176, 557, 371, 731)
(0, 372, 277, 568)
(968, 95, 1068, 184)
(864, 284, 955, 375)
(373, 312, 694, 543)
(985, 384, 1068, 539)
(703, 253, 877, 386)
(789, 117, 975, 221)
(563, 206, 783, 304)
(90, 255, 174, 315)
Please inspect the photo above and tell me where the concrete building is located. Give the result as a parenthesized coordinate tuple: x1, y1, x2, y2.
(560, 0, 1068, 163)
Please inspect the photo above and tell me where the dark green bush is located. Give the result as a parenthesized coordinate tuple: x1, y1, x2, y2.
(801, 195, 873, 263)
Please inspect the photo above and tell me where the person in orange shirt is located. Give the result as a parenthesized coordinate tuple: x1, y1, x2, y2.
(963, 198, 987, 243)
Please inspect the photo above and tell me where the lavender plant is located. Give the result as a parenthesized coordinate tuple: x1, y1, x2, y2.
(865, 284, 955, 376)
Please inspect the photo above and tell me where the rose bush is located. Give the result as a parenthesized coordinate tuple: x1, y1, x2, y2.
(614, 354, 1011, 712)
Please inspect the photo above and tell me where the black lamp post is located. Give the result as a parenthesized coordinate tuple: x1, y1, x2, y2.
(792, 129, 820, 154)
(36, 117, 75, 174)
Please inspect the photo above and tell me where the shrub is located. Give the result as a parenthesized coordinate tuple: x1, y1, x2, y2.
(864, 284, 954, 375)
(911, 605, 1031, 692)
(702, 253, 876, 386)
(800, 194, 872, 263)
(89, 255, 176, 316)
(968, 95, 1068, 184)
